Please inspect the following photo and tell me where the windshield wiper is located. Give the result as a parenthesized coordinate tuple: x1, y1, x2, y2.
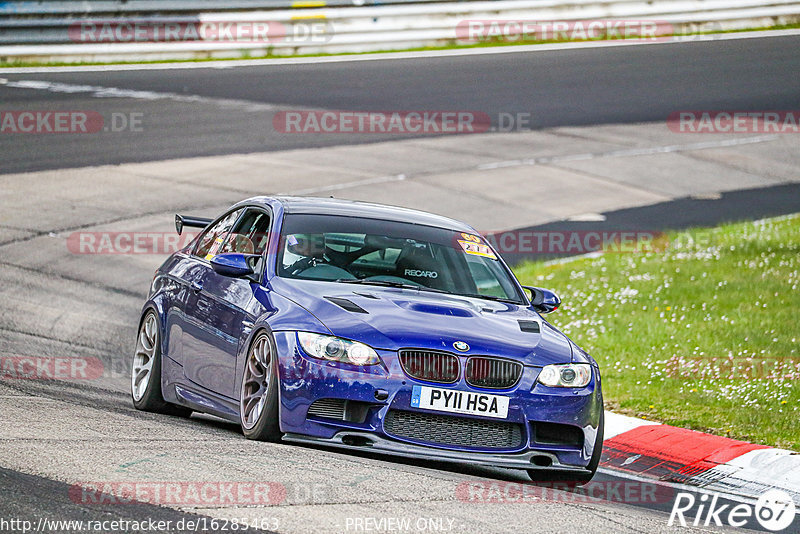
(335, 279, 447, 293)
(456, 293, 521, 304)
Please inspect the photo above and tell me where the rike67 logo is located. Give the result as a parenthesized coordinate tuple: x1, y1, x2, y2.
(669, 489, 796, 531)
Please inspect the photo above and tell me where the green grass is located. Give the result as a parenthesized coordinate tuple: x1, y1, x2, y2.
(1, 22, 798, 68)
(513, 214, 800, 450)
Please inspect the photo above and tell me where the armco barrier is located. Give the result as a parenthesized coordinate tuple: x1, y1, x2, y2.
(1, 0, 800, 62)
(0, 0, 439, 15)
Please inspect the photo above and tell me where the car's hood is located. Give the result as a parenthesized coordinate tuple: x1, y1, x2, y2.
(270, 278, 572, 366)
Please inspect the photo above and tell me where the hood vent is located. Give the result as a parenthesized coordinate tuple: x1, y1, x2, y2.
(518, 320, 540, 333)
(325, 296, 368, 314)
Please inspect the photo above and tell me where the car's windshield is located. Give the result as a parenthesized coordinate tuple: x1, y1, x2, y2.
(277, 214, 524, 303)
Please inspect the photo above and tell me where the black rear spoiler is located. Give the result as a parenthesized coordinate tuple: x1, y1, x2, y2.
(175, 214, 212, 235)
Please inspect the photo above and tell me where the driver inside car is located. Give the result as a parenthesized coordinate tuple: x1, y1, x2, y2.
(285, 234, 344, 278)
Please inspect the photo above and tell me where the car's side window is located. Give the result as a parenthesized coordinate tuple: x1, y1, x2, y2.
(193, 209, 243, 260)
(219, 209, 272, 256)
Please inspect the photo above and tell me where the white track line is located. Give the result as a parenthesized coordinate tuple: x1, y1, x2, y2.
(0, 78, 278, 110)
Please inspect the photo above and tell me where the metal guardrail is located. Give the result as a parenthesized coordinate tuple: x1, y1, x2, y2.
(0, 0, 440, 15)
(1, 0, 799, 62)
(1, 0, 443, 44)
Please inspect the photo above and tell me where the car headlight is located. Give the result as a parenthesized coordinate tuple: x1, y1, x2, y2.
(538, 363, 592, 387)
(297, 332, 380, 366)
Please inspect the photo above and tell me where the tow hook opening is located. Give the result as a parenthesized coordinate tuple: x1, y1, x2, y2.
(531, 455, 553, 467)
(342, 435, 375, 447)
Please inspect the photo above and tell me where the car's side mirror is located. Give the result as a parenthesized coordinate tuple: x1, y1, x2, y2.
(522, 286, 561, 314)
(210, 253, 256, 278)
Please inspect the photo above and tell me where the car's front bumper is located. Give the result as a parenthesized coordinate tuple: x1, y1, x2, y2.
(273, 331, 603, 472)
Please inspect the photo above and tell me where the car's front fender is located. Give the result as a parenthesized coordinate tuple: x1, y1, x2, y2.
(231, 288, 333, 402)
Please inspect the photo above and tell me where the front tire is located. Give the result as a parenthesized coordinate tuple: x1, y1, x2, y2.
(131, 310, 191, 417)
(239, 332, 281, 441)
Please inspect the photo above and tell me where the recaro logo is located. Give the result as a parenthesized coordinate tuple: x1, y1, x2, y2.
(404, 269, 438, 279)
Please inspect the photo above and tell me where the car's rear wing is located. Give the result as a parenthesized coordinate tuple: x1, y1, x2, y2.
(175, 214, 212, 235)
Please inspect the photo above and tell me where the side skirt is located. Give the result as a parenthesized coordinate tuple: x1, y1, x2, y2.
(173, 384, 240, 423)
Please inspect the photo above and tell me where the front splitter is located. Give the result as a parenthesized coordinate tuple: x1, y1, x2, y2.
(283, 431, 590, 474)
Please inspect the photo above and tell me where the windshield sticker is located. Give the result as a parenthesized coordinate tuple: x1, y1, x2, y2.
(461, 233, 482, 243)
(287, 235, 299, 247)
(458, 239, 498, 260)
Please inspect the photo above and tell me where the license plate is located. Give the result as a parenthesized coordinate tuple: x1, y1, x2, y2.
(410, 385, 509, 419)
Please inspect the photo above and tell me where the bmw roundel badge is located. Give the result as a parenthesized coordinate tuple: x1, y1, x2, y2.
(453, 341, 470, 352)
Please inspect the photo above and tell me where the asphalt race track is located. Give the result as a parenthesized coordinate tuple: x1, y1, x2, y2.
(1, 34, 799, 173)
(1, 33, 799, 533)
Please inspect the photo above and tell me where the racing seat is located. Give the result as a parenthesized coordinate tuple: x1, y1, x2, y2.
(395, 246, 448, 290)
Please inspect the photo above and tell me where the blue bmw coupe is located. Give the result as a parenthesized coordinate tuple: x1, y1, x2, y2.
(131, 196, 603, 482)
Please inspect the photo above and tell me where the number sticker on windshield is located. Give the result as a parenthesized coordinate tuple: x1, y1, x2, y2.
(458, 239, 497, 260)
